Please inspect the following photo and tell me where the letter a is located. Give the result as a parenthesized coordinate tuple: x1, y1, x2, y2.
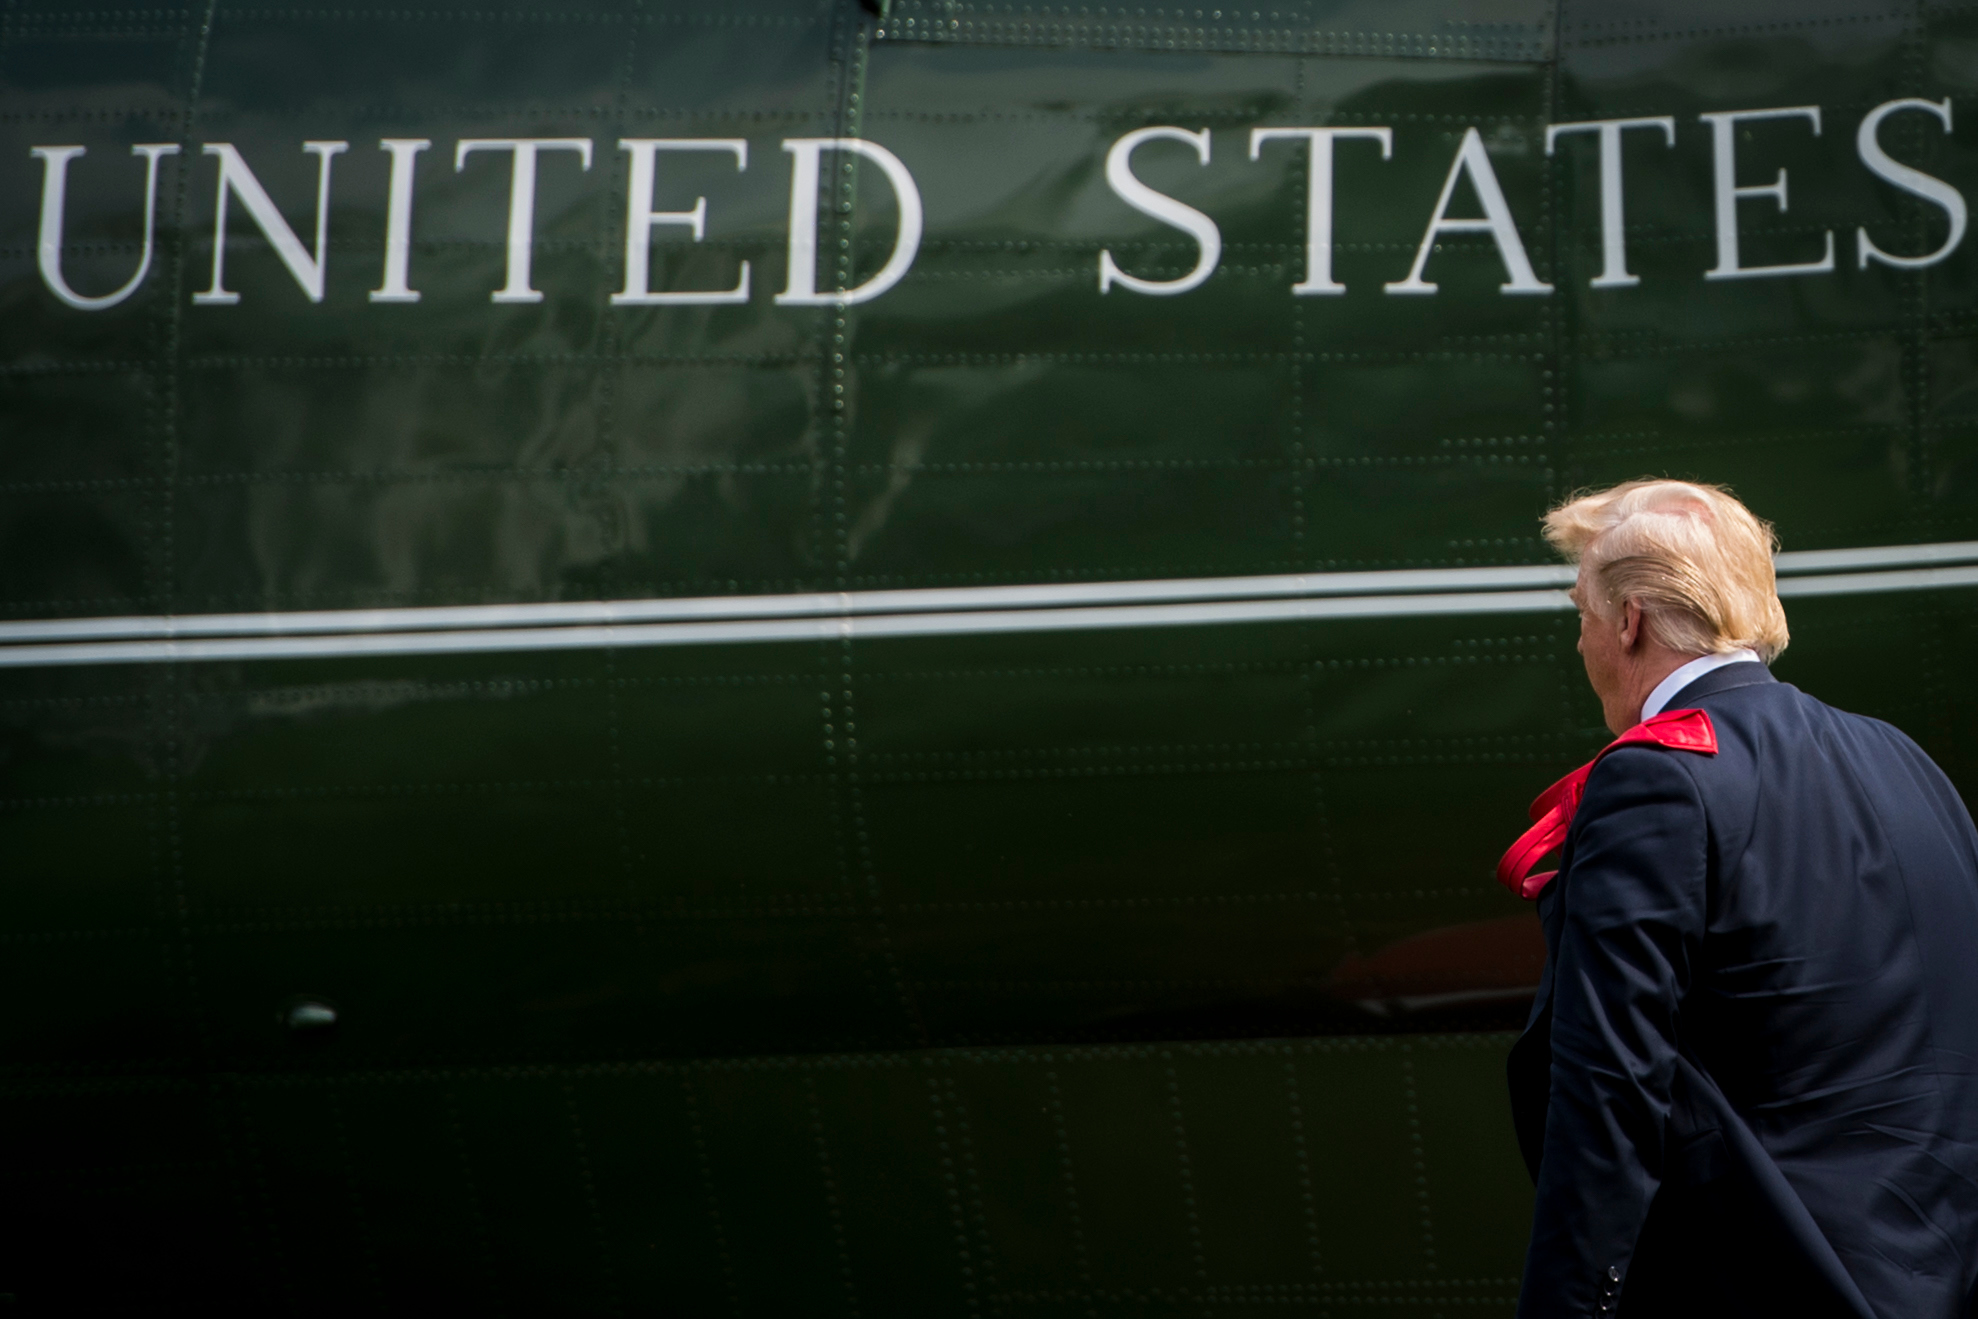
(1386, 128, 1551, 296)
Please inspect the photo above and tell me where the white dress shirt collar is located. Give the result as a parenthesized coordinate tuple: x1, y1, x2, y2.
(1640, 648, 1761, 723)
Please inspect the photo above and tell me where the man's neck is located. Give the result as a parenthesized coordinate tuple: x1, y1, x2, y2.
(1604, 646, 1697, 734)
(1640, 648, 1763, 723)
(1623, 649, 1694, 717)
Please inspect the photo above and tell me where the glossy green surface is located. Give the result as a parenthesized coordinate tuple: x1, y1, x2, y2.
(3, 0, 1978, 1311)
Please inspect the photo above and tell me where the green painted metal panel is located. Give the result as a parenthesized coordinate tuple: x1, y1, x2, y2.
(1, 0, 1975, 1311)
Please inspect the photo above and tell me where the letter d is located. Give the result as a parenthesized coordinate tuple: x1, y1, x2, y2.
(776, 138, 924, 306)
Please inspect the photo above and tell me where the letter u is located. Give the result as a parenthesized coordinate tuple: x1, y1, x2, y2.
(32, 143, 181, 310)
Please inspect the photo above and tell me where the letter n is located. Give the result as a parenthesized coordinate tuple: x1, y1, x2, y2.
(195, 141, 349, 305)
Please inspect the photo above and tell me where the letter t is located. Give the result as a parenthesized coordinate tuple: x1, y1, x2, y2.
(1544, 116, 1676, 289)
(1249, 126, 1392, 295)
(455, 137, 593, 303)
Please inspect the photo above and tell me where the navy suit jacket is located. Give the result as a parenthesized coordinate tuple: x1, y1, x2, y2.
(1509, 663, 1978, 1318)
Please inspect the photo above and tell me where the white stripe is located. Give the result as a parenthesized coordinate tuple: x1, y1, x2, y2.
(1773, 541, 1978, 574)
(0, 538, 1973, 670)
(0, 590, 1577, 669)
(1775, 564, 1978, 597)
(0, 563, 1578, 645)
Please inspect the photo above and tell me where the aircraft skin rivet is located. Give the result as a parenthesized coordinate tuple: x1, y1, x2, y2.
(281, 999, 339, 1034)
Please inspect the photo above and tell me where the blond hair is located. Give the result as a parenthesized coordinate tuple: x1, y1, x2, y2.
(1542, 480, 1789, 662)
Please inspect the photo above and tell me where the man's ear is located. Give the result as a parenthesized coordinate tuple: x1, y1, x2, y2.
(1618, 599, 1644, 651)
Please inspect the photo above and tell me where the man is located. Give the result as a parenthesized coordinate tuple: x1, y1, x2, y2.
(1502, 480, 1978, 1318)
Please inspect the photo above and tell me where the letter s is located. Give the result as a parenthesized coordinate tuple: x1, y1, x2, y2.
(1097, 127, 1222, 296)
(1856, 97, 1967, 270)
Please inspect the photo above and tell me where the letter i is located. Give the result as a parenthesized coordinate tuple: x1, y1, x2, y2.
(370, 138, 430, 303)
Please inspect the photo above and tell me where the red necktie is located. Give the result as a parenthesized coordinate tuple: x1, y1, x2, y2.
(1496, 708, 1719, 900)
